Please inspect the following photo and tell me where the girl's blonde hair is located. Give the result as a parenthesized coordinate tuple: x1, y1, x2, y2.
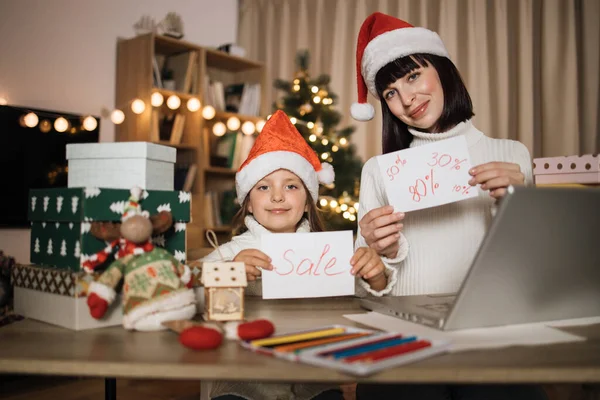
(231, 182, 325, 235)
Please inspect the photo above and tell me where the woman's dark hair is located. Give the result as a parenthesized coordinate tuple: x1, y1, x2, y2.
(231, 182, 325, 235)
(374, 54, 474, 154)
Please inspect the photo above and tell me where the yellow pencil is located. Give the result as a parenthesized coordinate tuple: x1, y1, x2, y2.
(250, 327, 346, 347)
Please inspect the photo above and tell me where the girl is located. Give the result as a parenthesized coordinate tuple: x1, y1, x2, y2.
(351, 12, 544, 400)
(202, 110, 397, 400)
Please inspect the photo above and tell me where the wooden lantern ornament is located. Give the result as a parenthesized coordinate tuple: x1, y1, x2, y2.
(201, 261, 247, 321)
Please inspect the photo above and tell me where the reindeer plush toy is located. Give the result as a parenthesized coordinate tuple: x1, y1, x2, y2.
(84, 187, 196, 331)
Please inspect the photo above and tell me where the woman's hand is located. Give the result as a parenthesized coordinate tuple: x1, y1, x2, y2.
(469, 162, 525, 199)
(350, 247, 387, 291)
(233, 249, 273, 281)
(359, 205, 404, 259)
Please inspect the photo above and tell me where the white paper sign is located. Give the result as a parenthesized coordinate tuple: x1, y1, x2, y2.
(260, 231, 355, 299)
(376, 136, 478, 212)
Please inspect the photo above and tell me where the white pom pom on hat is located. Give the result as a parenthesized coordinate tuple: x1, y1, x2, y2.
(351, 12, 450, 121)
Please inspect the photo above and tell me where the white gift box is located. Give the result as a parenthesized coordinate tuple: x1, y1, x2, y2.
(66, 142, 176, 190)
(12, 264, 123, 331)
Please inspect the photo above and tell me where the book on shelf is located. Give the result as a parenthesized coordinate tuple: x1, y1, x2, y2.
(203, 189, 239, 229)
(223, 82, 261, 116)
(152, 57, 163, 88)
(212, 132, 255, 170)
(158, 112, 186, 144)
(154, 51, 198, 94)
(169, 113, 186, 145)
(174, 164, 198, 192)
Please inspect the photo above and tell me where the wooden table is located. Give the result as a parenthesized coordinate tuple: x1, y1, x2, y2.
(1, 297, 599, 393)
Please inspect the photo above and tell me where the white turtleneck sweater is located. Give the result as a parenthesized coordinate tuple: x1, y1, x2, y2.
(355, 120, 533, 296)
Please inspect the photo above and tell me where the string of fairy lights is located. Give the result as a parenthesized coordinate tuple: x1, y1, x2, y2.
(0, 89, 358, 221)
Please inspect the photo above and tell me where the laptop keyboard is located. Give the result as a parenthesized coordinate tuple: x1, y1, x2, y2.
(418, 302, 452, 313)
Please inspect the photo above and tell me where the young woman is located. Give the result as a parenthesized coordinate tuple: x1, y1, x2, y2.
(351, 12, 533, 296)
(351, 12, 544, 400)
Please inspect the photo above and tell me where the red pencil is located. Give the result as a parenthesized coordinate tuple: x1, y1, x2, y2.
(344, 340, 432, 363)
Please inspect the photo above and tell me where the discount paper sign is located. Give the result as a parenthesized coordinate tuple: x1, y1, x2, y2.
(260, 231, 355, 299)
(376, 136, 478, 212)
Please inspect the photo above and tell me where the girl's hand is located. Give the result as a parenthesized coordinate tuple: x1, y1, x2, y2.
(359, 206, 404, 259)
(233, 249, 273, 281)
(350, 247, 387, 291)
(469, 162, 525, 199)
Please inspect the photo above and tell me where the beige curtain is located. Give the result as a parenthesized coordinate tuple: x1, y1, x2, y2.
(238, 0, 599, 161)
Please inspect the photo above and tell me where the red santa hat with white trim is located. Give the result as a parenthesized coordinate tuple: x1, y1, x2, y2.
(235, 110, 334, 204)
(351, 12, 450, 121)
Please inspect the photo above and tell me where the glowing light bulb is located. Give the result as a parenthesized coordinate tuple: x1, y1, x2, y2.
(290, 117, 297, 124)
(187, 98, 201, 112)
(349, 215, 356, 222)
(151, 92, 164, 107)
(82, 116, 97, 131)
(340, 204, 348, 211)
(311, 86, 318, 93)
(212, 122, 226, 136)
(111, 110, 125, 124)
(321, 152, 329, 160)
(307, 122, 314, 129)
(202, 105, 216, 120)
(329, 200, 338, 208)
(255, 120, 266, 132)
(354, 202, 360, 211)
(241, 121, 255, 135)
(313, 96, 321, 104)
(343, 211, 350, 219)
(321, 138, 329, 145)
(293, 84, 300, 91)
(339, 137, 348, 145)
(309, 134, 317, 142)
(24, 112, 39, 128)
(332, 145, 339, 152)
(39, 120, 51, 133)
(166, 95, 181, 110)
(349, 207, 356, 214)
(226, 116, 241, 131)
(319, 198, 328, 207)
(131, 99, 146, 114)
(266, 114, 272, 120)
(54, 117, 69, 132)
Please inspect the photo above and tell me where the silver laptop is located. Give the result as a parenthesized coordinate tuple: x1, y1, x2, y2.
(360, 186, 600, 331)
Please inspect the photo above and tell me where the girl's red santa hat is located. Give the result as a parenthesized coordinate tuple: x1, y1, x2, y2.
(351, 12, 449, 121)
(235, 110, 334, 204)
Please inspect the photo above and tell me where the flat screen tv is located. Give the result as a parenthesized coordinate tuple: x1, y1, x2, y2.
(0, 105, 100, 227)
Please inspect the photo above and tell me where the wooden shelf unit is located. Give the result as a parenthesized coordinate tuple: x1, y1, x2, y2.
(115, 33, 267, 253)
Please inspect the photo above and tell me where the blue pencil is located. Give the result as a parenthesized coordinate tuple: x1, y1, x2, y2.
(331, 336, 417, 359)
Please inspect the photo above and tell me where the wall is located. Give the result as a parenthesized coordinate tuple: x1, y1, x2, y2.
(0, 0, 238, 263)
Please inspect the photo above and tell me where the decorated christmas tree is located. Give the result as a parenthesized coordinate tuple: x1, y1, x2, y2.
(273, 50, 363, 231)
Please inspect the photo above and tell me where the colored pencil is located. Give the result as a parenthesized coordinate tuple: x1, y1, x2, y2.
(318, 334, 405, 357)
(274, 333, 372, 353)
(250, 327, 346, 347)
(331, 336, 417, 359)
(344, 340, 432, 363)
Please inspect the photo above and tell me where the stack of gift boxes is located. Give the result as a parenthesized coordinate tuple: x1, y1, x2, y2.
(12, 142, 192, 330)
(533, 153, 599, 188)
